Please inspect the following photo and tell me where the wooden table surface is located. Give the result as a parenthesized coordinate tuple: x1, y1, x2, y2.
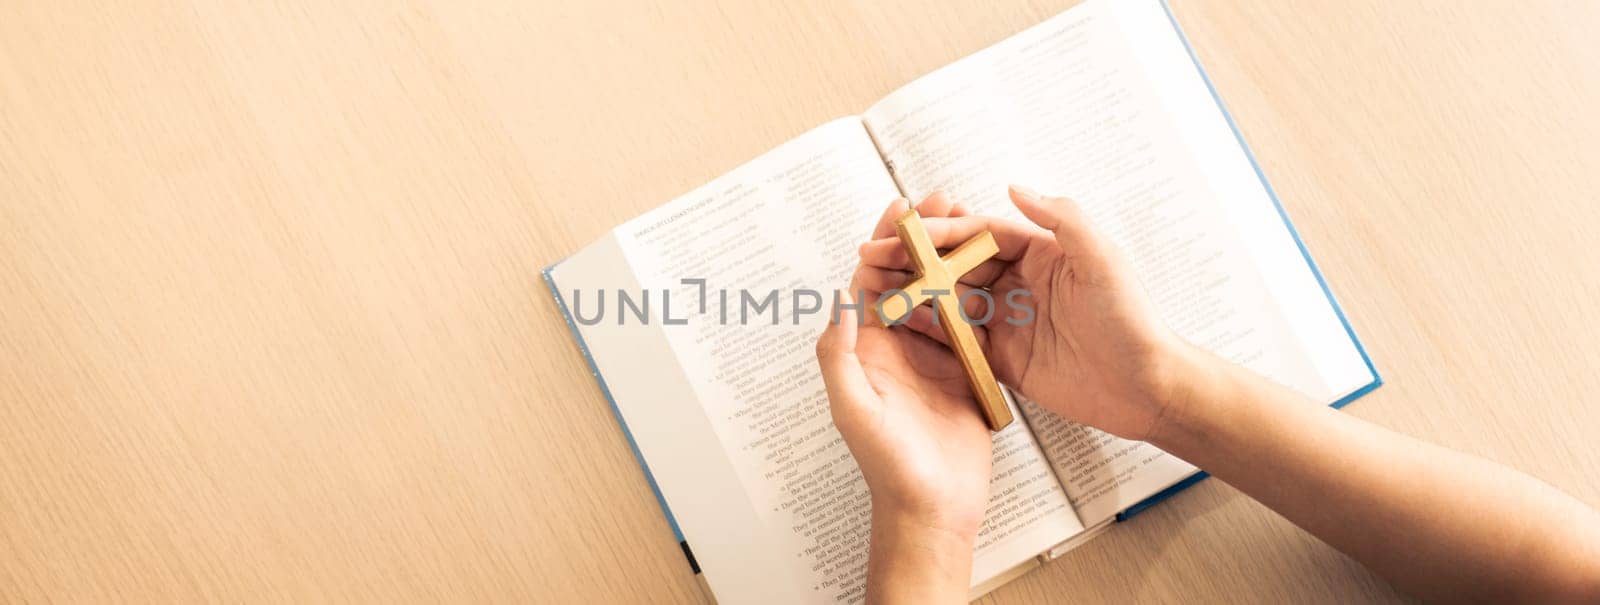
(3, 0, 1598, 602)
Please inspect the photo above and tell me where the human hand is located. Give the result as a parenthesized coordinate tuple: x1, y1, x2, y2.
(816, 197, 996, 540)
(816, 197, 999, 603)
(856, 186, 1189, 441)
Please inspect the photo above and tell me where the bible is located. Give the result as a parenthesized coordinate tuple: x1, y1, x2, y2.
(544, 0, 1380, 602)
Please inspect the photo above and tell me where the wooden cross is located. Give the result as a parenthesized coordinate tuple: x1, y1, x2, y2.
(878, 210, 1014, 431)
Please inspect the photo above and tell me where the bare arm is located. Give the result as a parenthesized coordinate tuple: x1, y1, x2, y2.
(1152, 345, 1600, 603)
(852, 186, 1600, 602)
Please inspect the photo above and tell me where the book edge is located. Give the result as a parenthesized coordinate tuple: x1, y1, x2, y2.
(1111, 0, 1385, 523)
(542, 262, 701, 575)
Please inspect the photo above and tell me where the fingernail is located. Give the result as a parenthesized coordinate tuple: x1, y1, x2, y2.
(1009, 184, 1040, 202)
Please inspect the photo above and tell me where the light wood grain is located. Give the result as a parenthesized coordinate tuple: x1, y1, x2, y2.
(2, 0, 1597, 602)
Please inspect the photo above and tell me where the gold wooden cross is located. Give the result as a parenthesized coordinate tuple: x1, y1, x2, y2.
(878, 210, 1014, 431)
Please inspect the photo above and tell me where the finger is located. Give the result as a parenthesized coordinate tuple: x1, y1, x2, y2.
(962, 259, 1007, 287)
(895, 286, 995, 338)
(902, 297, 992, 351)
(858, 246, 1009, 290)
(949, 202, 971, 217)
(854, 267, 1001, 304)
(871, 198, 911, 239)
(856, 266, 914, 294)
(816, 290, 879, 420)
(856, 239, 909, 268)
(943, 284, 998, 328)
(1008, 184, 1103, 260)
(853, 269, 936, 328)
(903, 306, 946, 345)
(862, 282, 998, 330)
(914, 190, 955, 218)
(857, 216, 1038, 268)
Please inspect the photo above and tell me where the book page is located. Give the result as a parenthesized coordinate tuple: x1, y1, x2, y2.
(556, 118, 1083, 604)
(863, 0, 1374, 526)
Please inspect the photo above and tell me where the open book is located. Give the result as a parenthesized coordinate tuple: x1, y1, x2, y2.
(545, 0, 1380, 602)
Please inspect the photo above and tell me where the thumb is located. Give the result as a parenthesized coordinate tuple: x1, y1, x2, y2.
(816, 290, 879, 422)
(1008, 184, 1103, 260)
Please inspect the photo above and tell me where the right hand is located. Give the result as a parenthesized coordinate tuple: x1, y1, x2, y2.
(856, 185, 1194, 441)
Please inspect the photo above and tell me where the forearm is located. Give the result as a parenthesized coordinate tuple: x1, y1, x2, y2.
(865, 509, 974, 605)
(1151, 346, 1600, 602)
